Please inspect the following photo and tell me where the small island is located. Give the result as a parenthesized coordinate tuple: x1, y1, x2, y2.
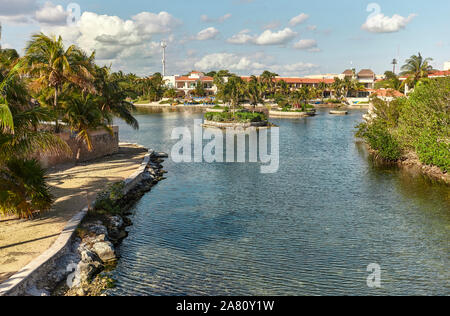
(203, 109, 271, 129)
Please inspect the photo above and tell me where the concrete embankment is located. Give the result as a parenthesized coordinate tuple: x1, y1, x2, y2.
(0, 149, 168, 296)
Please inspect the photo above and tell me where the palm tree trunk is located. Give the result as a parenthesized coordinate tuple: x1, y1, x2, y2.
(54, 88, 60, 133)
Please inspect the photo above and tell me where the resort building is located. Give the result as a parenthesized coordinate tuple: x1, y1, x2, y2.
(165, 69, 381, 101)
(164, 71, 216, 97)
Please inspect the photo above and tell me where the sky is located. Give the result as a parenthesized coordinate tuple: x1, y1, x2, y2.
(0, 0, 449, 77)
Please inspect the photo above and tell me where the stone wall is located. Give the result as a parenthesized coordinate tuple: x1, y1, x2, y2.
(36, 126, 119, 168)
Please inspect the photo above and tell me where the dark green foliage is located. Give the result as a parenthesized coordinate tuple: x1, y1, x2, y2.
(356, 122, 402, 161)
(0, 159, 53, 218)
(357, 77, 449, 172)
(205, 111, 267, 123)
(93, 182, 125, 215)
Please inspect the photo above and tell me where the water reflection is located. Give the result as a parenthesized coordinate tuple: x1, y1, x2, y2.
(109, 108, 449, 296)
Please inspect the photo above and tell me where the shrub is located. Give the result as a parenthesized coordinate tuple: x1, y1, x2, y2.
(93, 181, 125, 215)
(357, 122, 402, 161)
(0, 159, 53, 218)
(415, 130, 450, 172)
(205, 111, 267, 123)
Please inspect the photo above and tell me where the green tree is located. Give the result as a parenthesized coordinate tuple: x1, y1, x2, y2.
(247, 76, 264, 110)
(22, 33, 96, 132)
(64, 94, 112, 159)
(191, 80, 206, 97)
(94, 66, 139, 130)
(260, 70, 278, 98)
(400, 53, 434, 88)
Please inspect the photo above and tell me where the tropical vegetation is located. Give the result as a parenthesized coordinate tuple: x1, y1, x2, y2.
(357, 77, 450, 172)
(0, 33, 140, 218)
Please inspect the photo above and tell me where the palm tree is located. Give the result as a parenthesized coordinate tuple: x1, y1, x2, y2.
(260, 70, 278, 98)
(192, 80, 206, 97)
(247, 76, 264, 111)
(277, 80, 290, 96)
(375, 71, 403, 92)
(332, 78, 345, 101)
(221, 75, 246, 116)
(400, 53, 434, 88)
(0, 158, 53, 218)
(21, 33, 96, 132)
(0, 71, 69, 218)
(317, 81, 328, 103)
(94, 66, 139, 130)
(64, 94, 112, 159)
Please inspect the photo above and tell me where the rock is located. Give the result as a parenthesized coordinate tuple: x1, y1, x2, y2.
(80, 248, 101, 264)
(83, 221, 108, 236)
(92, 241, 116, 262)
(154, 152, 168, 158)
(77, 261, 102, 283)
(107, 215, 123, 229)
(76, 287, 85, 296)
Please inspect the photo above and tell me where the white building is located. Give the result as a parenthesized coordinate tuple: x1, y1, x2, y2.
(444, 61, 450, 71)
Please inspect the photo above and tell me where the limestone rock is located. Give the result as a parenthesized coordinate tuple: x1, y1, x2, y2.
(92, 241, 116, 262)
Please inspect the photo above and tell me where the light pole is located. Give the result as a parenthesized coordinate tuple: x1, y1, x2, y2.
(391, 58, 398, 74)
(161, 41, 167, 77)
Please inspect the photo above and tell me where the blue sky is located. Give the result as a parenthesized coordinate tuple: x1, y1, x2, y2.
(1, 0, 449, 76)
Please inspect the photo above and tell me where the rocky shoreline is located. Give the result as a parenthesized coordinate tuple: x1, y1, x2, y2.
(368, 148, 449, 184)
(31, 151, 168, 296)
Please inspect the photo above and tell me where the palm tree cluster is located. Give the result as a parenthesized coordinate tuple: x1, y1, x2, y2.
(214, 70, 333, 112)
(0, 33, 140, 218)
(375, 53, 434, 94)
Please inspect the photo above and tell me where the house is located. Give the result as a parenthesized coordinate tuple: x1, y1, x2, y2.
(165, 71, 216, 97)
(371, 88, 404, 101)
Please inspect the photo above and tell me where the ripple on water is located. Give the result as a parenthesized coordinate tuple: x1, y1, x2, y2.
(109, 110, 450, 296)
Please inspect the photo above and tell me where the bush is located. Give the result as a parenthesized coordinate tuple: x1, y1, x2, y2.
(205, 111, 267, 123)
(415, 130, 450, 172)
(0, 159, 53, 218)
(93, 182, 125, 215)
(357, 122, 402, 161)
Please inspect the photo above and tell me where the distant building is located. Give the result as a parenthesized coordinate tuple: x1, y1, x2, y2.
(165, 71, 216, 97)
(444, 61, 450, 71)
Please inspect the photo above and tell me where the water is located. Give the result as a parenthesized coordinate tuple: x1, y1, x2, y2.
(109, 108, 449, 296)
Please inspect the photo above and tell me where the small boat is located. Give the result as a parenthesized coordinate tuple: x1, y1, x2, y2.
(330, 110, 348, 115)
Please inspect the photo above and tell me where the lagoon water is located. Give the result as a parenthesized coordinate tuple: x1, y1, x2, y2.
(109, 108, 449, 296)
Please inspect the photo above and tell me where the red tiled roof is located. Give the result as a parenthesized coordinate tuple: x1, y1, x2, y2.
(428, 70, 450, 77)
(241, 76, 334, 84)
(372, 89, 403, 98)
(176, 76, 214, 82)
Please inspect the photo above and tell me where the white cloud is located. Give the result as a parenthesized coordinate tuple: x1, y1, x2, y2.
(272, 62, 319, 76)
(201, 13, 231, 23)
(227, 28, 297, 46)
(307, 25, 317, 31)
(193, 52, 319, 76)
(362, 13, 417, 33)
(293, 39, 318, 50)
(132, 11, 181, 35)
(41, 11, 179, 73)
(289, 13, 309, 26)
(254, 28, 297, 45)
(227, 29, 254, 44)
(34, 2, 68, 25)
(195, 27, 220, 40)
(194, 53, 258, 71)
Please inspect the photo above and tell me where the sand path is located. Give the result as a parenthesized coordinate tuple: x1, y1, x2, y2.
(0, 144, 147, 284)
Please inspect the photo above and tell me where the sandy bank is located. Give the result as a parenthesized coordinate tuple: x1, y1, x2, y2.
(0, 144, 147, 284)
